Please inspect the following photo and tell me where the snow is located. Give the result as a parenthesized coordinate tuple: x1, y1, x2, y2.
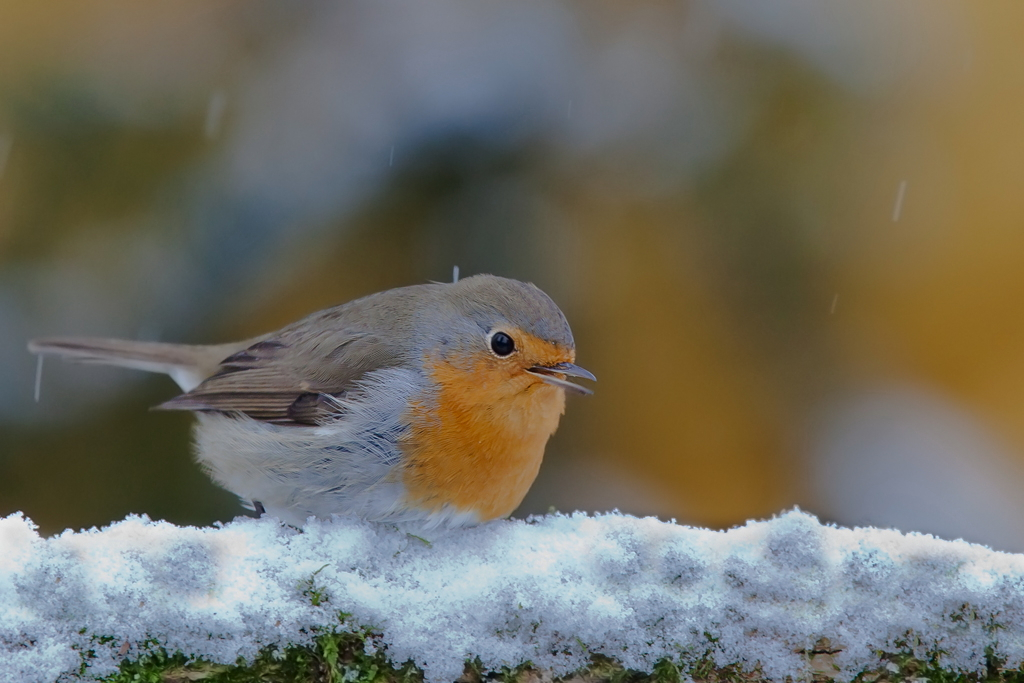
(2, 509, 1024, 683)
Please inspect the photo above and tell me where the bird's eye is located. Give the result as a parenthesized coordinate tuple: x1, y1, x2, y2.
(490, 331, 516, 357)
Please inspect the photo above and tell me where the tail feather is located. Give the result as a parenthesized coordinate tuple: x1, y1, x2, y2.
(28, 337, 244, 391)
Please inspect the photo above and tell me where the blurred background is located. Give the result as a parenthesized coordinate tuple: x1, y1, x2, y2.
(4, 1, 1024, 550)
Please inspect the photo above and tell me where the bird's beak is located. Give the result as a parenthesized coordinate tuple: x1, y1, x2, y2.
(526, 362, 596, 395)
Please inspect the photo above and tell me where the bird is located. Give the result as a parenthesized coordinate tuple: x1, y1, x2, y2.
(28, 274, 595, 528)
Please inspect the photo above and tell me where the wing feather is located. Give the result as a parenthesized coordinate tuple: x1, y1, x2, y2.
(156, 331, 407, 424)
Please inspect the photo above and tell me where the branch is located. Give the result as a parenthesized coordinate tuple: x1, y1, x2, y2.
(2, 509, 1022, 682)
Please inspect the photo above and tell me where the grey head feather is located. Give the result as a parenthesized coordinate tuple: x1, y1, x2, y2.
(424, 274, 575, 353)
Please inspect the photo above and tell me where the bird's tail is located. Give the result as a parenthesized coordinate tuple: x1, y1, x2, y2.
(27, 337, 242, 391)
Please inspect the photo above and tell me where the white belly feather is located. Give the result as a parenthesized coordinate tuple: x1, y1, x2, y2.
(191, 368, 478, 528)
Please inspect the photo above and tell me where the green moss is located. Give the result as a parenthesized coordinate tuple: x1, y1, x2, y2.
(93, 635, 1024, 683)
(298, 564, 334, 608)
(100, 630, 421, 683)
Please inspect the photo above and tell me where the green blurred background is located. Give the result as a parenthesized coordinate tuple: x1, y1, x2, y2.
(4, 1, 1024, 550)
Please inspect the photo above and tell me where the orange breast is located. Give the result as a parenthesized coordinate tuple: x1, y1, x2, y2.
(400, 353, 567, 521)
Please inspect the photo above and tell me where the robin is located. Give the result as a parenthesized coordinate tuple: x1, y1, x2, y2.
(28, 274, 595, 528)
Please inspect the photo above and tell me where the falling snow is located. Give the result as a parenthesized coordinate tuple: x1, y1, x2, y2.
(892, 180, 908, 222)
(204, 90, 227, 140)
(2, 510, 1024, 683)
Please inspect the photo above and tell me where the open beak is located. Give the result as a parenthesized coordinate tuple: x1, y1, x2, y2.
(526, 362, 597, 395)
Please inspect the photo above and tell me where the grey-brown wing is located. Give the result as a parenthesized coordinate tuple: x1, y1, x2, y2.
(157, 334, 406, 425)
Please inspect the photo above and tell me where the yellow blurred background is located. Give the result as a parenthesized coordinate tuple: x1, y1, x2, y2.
(3, 1, 1024, 549)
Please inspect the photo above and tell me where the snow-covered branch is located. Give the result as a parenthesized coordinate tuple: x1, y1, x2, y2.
(2, 510, 1022, 683)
